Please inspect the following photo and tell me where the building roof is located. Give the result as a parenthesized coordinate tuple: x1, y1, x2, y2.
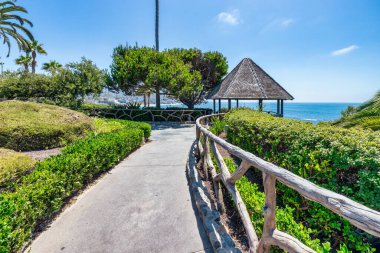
(206, 58, 294, 100)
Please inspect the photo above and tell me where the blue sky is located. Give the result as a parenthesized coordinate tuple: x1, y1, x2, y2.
(2, 0, 380, 102)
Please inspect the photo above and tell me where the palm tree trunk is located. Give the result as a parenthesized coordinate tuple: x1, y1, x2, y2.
(155, 0, 160, 108)
(32, 51, 37, 74)
(155, 0, 159, 52)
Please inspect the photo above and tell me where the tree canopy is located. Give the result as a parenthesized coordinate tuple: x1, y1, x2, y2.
(108, 45, 228, 108)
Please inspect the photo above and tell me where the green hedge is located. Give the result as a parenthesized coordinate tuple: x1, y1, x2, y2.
(0, 121, 150, 252)
(0, 149, 36, 190)
(222, 109, 379, 252)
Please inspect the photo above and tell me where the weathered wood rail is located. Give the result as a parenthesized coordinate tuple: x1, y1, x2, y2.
(195, 114, 380, 253)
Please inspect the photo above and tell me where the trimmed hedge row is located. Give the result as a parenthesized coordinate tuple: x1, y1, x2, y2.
(0, 121, 150, 253)
(0, 149, 36, 190)
(223, 109, 380, 252)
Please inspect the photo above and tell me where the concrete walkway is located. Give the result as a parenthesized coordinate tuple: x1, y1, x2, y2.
(26, 124, 211, 253)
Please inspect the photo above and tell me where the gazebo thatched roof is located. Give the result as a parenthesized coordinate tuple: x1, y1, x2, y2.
(207, 58, 294, 100)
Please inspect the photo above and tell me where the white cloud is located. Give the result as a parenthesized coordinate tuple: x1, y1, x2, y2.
(331, 45, 359, 56)
(217, 9, 241, 25)
(280, 18, 294, 27)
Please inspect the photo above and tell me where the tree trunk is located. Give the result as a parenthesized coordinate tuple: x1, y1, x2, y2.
(143, 93, 147, 107)
(32, 51, 37, 74)
(147, 92, 151, 107)
(155, 84, 161, 108)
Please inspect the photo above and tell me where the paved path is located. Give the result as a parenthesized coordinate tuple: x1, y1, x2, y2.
(26, 124, 211, 253)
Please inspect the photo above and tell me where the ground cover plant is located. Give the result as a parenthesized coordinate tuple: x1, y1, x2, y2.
(0, 101, 94, 151)
(213, 109, 379, 252)
(334, 91, 380, 131)
(0, 119, 151, 253)
(0, 149, 35, 190)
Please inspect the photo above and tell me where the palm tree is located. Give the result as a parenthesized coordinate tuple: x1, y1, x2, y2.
(28, 40, 47, 73)
(155, 0, 159, 52)
(15, 54, 32, 73)
(0, 1, 34, 56)
(155, 0, 161, 108)
(42, 60, 62, 75)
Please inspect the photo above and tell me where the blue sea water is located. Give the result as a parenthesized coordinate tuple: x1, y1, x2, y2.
(165, 100, 360, 123)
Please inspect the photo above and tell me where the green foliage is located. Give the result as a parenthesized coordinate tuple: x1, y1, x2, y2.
(334, 91, 380, 131)
(223, 109, 379, 252)
(0, 120, 149, 252)
(0, 101, 94, 151)
(0, 149, 35, 190)
(221, 158, 326, 252)
(0, 58, 106, 108)
(94, 118, 151, 138)
(108, 45, 228, 109)
(0, 1, 34, 57)
(165, 48, 228, 108)
(209, 116, 226, 135)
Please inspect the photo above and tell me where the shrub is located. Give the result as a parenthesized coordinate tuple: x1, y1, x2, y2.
(0, 101, 94, 151)
(0, 149, 36, 190)
(334, 91, 380, 131)
(94, 118, 151, 138)
(0, 121, 150, 252)
(223, 109, 379, 252)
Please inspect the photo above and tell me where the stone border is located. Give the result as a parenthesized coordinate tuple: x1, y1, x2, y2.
(84, 108, 212, 123)
(187, 142, 241, 253)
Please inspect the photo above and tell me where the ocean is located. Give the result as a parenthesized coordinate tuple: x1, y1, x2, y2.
(165, 100, 360, 123)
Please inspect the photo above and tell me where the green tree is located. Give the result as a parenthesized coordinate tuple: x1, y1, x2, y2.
(55, 57, 106, 107)
(28, 40, 47, 73)
(15, 54, 32, 73)
(108, 45, 159, 106)
(166, 48, 228, 108)
(0, 1, 34, 56)
(42, 60, 62, 75)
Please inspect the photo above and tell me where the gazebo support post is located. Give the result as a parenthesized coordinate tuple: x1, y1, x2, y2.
(213, 99, 216, 113)
(236, 99, 239, 108)
(280, 100, 284, 117)
(218, 99, 221, 113)
(228, 99, 231, 110)
(277, 99, 280, 116)
(259, 99, 263, 112)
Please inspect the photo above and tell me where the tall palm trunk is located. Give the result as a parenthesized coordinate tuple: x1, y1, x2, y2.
(155, 0, 161, 108)
(155, 0, 159, 52)
(31, 51, 36, 73)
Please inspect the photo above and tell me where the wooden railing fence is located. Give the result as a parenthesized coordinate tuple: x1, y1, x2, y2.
(195, 114, 380, 253)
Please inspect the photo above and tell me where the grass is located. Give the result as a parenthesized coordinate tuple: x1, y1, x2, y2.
(0, 100, 95, 151)
(0, 148, 36, 189)
(333, 91, 380, 131)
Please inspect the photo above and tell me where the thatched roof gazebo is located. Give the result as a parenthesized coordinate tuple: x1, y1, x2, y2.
(206, 58, 294, 116)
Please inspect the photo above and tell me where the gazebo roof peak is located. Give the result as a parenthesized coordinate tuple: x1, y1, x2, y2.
(206, 58, 294, 100)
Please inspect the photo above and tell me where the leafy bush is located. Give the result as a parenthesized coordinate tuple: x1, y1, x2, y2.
(222, 158, 329, 252)
(0, 149, 36, 190)
(223, 109, 379, 252)
(0, 58, 106, 108)
(0, 101, 94, 151)
(94, 118, 151, 138)
(334, 91, 380, 131)
(0, 120, 150, 252)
